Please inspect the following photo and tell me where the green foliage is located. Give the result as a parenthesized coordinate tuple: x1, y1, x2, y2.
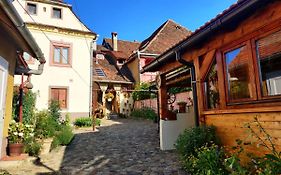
(48, 100, 61, 122)
(168, 87, 192, 94)
(132, 83, 155, 100)
(51, 125, 74, 149)
(12, 89, 37, 124)
(130, 107, 157, 120)
(175, 125, 219, 159)
(186, 144, 228, 175)
(34, 111, 58, 139)
(74, 117, 101, 127)
(24, 140, 42, 156)
(8, 120, 34, 144)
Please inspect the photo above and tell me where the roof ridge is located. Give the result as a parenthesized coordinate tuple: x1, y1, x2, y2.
(104, 38, 141, 44)
(139, 19, 171, 52)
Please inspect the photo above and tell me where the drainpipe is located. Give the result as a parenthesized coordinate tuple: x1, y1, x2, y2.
(175, 51, 199, 127)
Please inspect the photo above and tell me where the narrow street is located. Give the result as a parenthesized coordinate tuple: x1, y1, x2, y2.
(4, 119, 186, 175)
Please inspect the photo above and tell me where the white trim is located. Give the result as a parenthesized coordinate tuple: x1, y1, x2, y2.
(0, 56, 8, 158)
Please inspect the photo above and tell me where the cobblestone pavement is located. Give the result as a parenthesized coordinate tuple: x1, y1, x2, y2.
(3, 118, 186, 175)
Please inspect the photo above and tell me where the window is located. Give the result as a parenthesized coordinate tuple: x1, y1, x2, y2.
(256, 30, 281, 97)
(52, 7, 62, 19)
(94, 68, 106, 77)
(27, 3, 37, 15)
(51, 42, 72, 66)
(50, 88, 68, 109)
(225, 45, 253, 101)
(204, 59, 220, 109)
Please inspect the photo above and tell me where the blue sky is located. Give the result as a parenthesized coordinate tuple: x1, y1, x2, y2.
(65, 0, 237, 44)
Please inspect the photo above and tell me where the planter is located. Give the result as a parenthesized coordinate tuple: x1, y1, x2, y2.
(8, 143, 24, 156)
(178, 103, 187, 113)
(40, 138, 53, 155)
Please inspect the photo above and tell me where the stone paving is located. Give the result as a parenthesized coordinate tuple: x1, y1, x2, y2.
(2, 118, 186, 175)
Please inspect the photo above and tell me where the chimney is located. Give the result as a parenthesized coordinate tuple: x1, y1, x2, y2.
(111, 32, 118, 51)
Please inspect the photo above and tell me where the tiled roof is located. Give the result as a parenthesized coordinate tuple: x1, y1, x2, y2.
(103, 39, 140, 58)
(93, 54, 132, 84)
(139, 19, 192, 55)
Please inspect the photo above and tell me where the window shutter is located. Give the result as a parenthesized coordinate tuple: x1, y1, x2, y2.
(59, 88, 67, 108)
(51, 88, 59, 101)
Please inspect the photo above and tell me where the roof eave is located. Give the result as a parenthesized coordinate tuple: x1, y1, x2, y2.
(142, 0, 271, 73)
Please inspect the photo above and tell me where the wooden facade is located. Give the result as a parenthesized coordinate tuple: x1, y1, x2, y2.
(145, 0, 281, 154)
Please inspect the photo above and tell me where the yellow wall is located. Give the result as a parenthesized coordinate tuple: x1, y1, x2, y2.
(127, 58, 140, 84)
(0, 32, 17, 137)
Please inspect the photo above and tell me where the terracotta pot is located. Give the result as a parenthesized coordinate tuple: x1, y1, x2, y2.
(9, 143, 24, 156)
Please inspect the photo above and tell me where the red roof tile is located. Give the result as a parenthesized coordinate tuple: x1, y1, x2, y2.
(103, 39, 140, 58)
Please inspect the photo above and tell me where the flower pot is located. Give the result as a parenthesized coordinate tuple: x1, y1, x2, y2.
(9, 143, 24, 156)
(40, 138, 53, 155)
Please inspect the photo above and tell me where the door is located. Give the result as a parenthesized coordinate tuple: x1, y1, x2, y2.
(0, 56, 8, 158)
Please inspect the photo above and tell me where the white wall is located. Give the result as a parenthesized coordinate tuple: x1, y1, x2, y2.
(13, 0, 96, 117)
(13, 0, 89, 32)
(160, 108, 195, 150)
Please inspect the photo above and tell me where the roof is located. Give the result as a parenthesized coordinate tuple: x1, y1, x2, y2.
(93, 54, 133, 84)
(103, 39, 140, 58)
(139, 19, 192, 55)
(142, 0, 271, 73)
(0, 0, 44, 62)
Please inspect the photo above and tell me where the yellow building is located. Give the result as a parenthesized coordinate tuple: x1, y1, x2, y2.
(0, 0, 44, 158)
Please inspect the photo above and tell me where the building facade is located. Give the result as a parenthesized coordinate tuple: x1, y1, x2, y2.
(13, 0, 97, 119)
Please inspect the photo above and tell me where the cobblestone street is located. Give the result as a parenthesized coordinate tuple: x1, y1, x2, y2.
(3, 119, 186, 175)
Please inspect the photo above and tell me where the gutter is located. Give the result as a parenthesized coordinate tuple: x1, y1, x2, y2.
(175, 52, 199, 127)
(1, 0, 45, 75)
(141, 0, 267, 73)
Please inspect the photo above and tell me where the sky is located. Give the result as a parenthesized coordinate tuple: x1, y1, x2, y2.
(65, 0, 237, 44)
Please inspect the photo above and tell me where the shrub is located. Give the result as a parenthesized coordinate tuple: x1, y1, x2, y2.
(24, 140, 42, 156)
(48, 100, 61, 122)
(74, 117, 101, 127)
(34, 111, 58, 139)
(132, 83, 156, 100)
(130, 107, 157, 120)
(186, 144, 228, 175)
(51, 125, 74, 149)
(12, 89, 37, 124)
(175, 125, 219, 159)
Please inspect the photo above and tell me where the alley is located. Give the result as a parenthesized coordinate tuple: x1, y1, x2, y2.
(5, 119, 186, 175)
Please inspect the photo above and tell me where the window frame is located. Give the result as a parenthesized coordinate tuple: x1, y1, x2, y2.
(26, 2, 37, 15)
(50, 41, 72, 67)
(251, 26, 281, 101)
(49, 86, 69, 109)
(52, 7, 63, 19)
(222, 41, 257, 104)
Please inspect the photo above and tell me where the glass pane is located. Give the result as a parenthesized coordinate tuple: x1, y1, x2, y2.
(23, 52, 31, 61)
(256, 30, 281, 96)
(53, 8, 62, 19)
(205, 60, 219, 109)
(62, 48, 69, 64)
(53, 47, 61, 63)
(225, 46, 251, 100)
(27, 3, 36, 15)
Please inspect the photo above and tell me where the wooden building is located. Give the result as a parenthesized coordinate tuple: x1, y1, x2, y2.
(142, 0, 281, 153)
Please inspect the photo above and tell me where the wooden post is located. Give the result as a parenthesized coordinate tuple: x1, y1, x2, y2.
(159, 74, 167, 120)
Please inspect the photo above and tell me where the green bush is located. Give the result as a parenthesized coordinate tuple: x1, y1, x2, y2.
(48, 100, 61, 122)
(132, 83, 156, 100)
(24, 140, 42, 156)
(175, 125, 219, 159)
(130, 107, 157, 120)
(34, 111, 58, 139)
(51, 125, 74, 149)
(12, 89, 37, 124)
(186, 144, 227, 175)
(74, 117, 101, 127)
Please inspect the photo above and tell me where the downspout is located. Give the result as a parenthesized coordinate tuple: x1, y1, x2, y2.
(175, 51, 199, 127)
(1, 0, 45, 75)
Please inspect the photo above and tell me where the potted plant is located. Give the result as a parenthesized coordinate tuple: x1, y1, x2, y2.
(8, 120, 34, 156)
(104, 92, 114, 102)
(177, 101, 187, 113)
